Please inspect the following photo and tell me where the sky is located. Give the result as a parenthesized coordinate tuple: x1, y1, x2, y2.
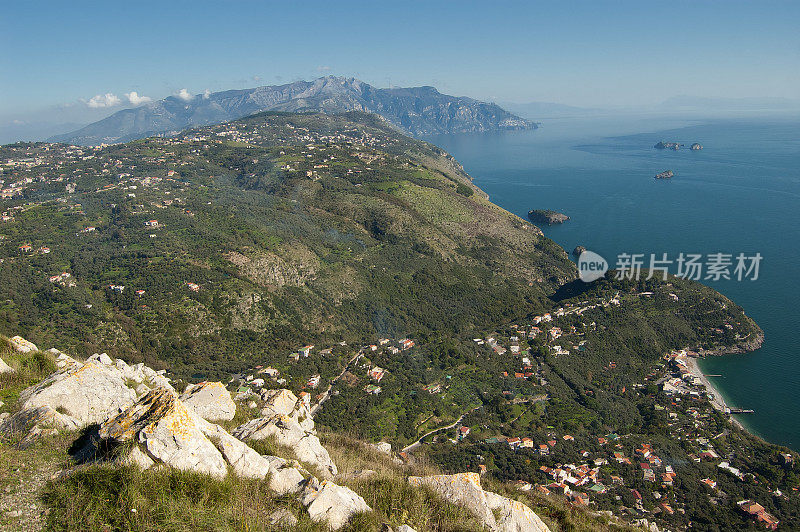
(1, 0, 798, 129)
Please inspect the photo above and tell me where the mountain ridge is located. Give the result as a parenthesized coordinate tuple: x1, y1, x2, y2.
(49, 77, 537, 146)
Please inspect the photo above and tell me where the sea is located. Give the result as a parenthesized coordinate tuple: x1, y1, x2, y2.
(427, 113, 800, 451)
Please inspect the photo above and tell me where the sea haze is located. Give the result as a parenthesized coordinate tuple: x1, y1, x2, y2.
(427, 116, 800, 450)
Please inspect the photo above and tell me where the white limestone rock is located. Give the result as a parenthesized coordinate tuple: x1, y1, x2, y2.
(370, 441, 392, 454)
(302, 480, 371, 530)
(0, 405, 80, 440)
(20, 361, 137, 425)
(0, 356, 12, 374)
(408, 473, 550, 532)
(8, 335, 37, 353)
(194, 417, 270, 479)
(180, 381, 236, 421)
(260, 388, 315, 431)
(47, 349, 80, 369)
(233, 415, 337, 479)
(268, 508, 299, 527)
(99, 388, 228, 479)
(261, 389, 300, 415)
(263, 455, 307, 495)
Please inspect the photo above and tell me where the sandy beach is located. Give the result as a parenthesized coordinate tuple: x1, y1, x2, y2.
(685, 356, 747, 431)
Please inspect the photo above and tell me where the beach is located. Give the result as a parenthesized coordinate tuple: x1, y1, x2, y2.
(685, 356, 746, 431)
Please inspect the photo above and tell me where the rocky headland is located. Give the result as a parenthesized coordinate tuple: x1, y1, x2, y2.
(528, 209, 569, 225)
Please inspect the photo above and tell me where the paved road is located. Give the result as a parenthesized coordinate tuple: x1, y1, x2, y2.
(401, 405, 483, 453)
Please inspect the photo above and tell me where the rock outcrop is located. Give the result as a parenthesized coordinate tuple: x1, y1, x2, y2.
(99, 388, 229, 479)
(233, 413, 338, 479)
(262, 455, 307, 495)
(95, 388, 310, 495)
(301, 479, 371, 530)
(369, 441, 392, 454)
(260, 388, 314, 431)
(408, 473, 550, 532)
(48, 349, 80, 370)
(654, 170, 674, 179)
(8, 335, 38, 353)
(19, 360, 137, 425)
(0, 356, 12, 374)
(180, 381, 236, 421)
(572, 246, 587, 258)
(0, 406, 80, 443)
(528, 209, 569, 226)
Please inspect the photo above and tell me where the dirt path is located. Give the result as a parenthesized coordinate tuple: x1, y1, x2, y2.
(0, 436, 69, 532)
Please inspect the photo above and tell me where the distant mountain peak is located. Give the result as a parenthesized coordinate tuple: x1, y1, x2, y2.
(49, 77, 536, 145)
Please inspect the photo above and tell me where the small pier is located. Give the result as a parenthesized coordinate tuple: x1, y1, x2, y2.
(728, 408, 755, 414)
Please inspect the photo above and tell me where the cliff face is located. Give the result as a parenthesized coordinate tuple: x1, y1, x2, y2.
(50, 77, 537, 146)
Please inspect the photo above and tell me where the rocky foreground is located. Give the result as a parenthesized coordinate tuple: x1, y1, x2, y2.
(0, 336, 550, 531)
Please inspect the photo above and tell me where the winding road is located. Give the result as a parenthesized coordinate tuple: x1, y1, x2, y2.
(401, 405, 483, 453)
(311, 350, 363, 415)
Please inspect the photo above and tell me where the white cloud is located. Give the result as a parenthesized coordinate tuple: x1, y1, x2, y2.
(175, 88, 193, 101)
(203, 89, 211, 99)
(86, 93, 122, 108)
(317, 65, 331, 72)
(124, 91, 152, 105)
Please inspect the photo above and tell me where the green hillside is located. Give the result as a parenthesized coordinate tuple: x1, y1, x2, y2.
(0, 111, 572, 378)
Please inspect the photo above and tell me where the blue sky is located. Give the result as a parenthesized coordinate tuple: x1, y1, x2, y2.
(1, 0, 798, 122)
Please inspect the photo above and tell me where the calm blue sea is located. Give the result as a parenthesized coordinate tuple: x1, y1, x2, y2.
(427, 114, 800, 450)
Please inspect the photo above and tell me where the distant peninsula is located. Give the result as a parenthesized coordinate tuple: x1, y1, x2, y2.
(528, 209, 569, 225)
(49, 76, 538, 146)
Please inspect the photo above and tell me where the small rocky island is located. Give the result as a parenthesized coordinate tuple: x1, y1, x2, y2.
(655, 141, 683, 150)
(654, 140, 703, 151)
(573, 245, 587, 257)
(528, 209, 569, 225)
(654, 170, 674, 179)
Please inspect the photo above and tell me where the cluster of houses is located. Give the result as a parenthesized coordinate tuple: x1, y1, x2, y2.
(737, 500, 780, 530)
(48, 272, 75, 287)
(477, 294, 626, 382)
(17, 244, 49, 254)
(1, 144, 101, 201)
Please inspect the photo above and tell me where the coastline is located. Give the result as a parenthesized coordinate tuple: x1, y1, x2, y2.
(682, 324, 765, 434)
(685, 355, 748, 432)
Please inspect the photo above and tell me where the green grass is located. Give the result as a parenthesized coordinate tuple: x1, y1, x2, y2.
(0, 336, 58, 414)
(41, 465, 321, 532)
